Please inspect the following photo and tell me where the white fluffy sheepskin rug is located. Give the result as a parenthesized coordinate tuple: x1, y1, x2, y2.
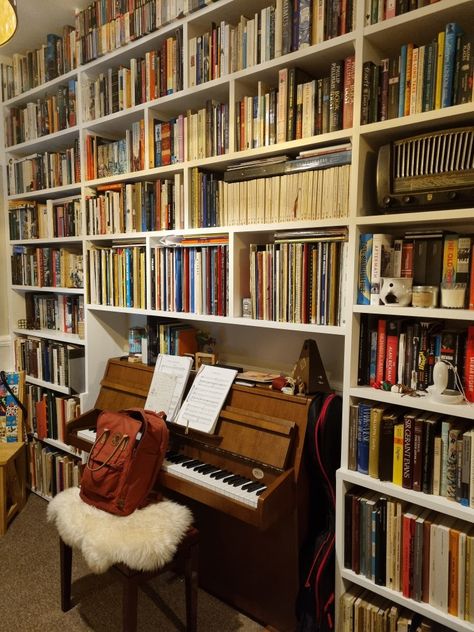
(47, 487, 193, 574)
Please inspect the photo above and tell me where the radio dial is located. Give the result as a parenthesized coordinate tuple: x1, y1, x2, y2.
(448, 191, 458, 200)
(383, 196, 392, 206)
(402, 195, 414, 204)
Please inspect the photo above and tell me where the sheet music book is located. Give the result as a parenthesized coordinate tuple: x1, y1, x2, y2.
(145, 354, 193, 422)
(175, 365, 238, 434)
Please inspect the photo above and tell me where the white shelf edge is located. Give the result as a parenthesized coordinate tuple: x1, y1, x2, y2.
(341, 569, 474, 632)
(5, 125, 80, 154)
(352, 304, 474, 321)
(11, 286, 84, 294)
(3, 69, 79, 108)
(356, 208, 474, 226)
(10, 236, 83, 246)
(32, 435, 81, 457)
(349, 386, 474, 420)
(337, 468, 474, 522)
(25, 375, 71, 395)
(8, 183, 81, 201)
(12, 329, 85, 345)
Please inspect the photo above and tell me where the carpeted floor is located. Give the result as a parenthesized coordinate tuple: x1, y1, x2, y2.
(0, 493, 263, 632)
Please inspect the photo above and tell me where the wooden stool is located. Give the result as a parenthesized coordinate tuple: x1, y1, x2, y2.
(59, 526, 199, 632)
(0, 442, 27, 536)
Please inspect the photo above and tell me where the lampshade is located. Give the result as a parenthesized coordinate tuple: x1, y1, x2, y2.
(0, 0, 17, 46)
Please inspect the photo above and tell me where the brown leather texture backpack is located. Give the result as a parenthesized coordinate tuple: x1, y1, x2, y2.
(79, 408, 169, 516)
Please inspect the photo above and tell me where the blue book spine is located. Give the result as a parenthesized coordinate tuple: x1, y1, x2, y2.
(398, 44, 407, 117)
(175, 249, 182, 312)
(442, 22, 461, 107)
(369, 329, 378, 385)
(357, 233, 373, 305)
(125, 248, 132, 307)
(357, 402, 372, 475)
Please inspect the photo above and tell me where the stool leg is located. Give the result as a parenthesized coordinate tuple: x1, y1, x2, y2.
(184, 541, 199, 632)
(122, 574, 139, 632)
(60, 538, 73, 612)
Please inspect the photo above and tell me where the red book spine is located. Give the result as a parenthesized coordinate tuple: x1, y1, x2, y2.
(376, 318, 387, 383)
(464, 325, 474, 402)
(401, 241, 414, 277)
(385, 332, 398, 384)
(401, 513, 414, 598)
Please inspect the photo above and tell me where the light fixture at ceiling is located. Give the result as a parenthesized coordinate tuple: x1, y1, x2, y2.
(0, 0, 17, 47)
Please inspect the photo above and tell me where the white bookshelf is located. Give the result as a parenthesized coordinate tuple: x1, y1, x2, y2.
(1, 0, 473, 629)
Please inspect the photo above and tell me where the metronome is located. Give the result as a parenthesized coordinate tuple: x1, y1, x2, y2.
(292, 339, 330, 395)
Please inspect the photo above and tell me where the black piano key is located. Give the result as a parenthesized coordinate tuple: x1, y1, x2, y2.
(194, 464, 214, 473)
(256, 487, 267, 496)
(211, 470, 232, 480)
(170, 454, 191, 464)
(231, 477, 252, 487)
(242, 481, 266, 492)
(222, 474, 240, 484)
(183, 459, 203, 468)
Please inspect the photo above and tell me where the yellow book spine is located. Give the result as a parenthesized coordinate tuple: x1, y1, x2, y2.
(393, 423, 404, 486)
(435, 31, 445, 109)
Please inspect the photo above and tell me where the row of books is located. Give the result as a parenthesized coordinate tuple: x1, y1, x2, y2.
(357, 231, 474, 308)
(349, 400, 474, 507)
(8, 198, 82, 241)
(75, 0, 213, 65)
(249, 231, 348, 326)
(11, 246, 84, 289)
(28, 439, 81, 500)
(358, 317, 474, 399)
(340, 586, 449, 632)
(24, 292, 84, 337)
(188, 1, 354, 87)
(87, 244, 146, 309)
(7, 144, 81, 196)
(0, 372, 24, 443)
(1, 27, 77, 100)
(364, 0, 441, 27)
(27, 386, 80, 444)
(361, 23, 473, 124)
(223, 163, 350, 226)
(5, 80, 77, 147)
(14, 337, 85, 392)
(141, 318, 199, 365)
(151, 242, 229, 316)
(83, 33, 183, 121)
(154, 101, 230, 165)
(86, 176, 184, 235)
(344, 489, 474, 621)
(235, 59, 354, 152)
(85, 122, 144, 180)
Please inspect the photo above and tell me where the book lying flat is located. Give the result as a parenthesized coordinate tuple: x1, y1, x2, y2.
(175, 364, 237, 434)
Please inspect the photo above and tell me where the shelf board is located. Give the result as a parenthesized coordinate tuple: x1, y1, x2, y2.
(341, 569, 473, 632)
(25, 375, 72, 395)
(8, 183, 81, 201)
(32, 435, 81, 457)
(337, 469, 474, 522)
(13, 329, 85, 345)
(349, 386, 474, 420)
(3, 69, 79, 108)
(353, 304, 474, 321)
(6, 126, 79, 155)
(11, 286, 83, 294)
(356, 208, 474, 228)
(10, 236, 83, 246)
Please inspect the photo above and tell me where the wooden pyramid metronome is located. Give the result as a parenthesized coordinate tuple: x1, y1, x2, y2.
(292, 339, 331, 395)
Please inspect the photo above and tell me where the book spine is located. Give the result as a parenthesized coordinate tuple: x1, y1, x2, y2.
(402, 413, 415, 489)
(393, 422, 404, 486)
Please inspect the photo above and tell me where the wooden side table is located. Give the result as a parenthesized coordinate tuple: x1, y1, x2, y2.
(0, 442, 27, 536)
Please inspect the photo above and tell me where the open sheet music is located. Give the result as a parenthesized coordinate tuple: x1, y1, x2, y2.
(145, 354, 193, 422)
(175, 365, 238, 434)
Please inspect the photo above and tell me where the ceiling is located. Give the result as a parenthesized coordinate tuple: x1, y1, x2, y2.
(0, 0, 89, 57)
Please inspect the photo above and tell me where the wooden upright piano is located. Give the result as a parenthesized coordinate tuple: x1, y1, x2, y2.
(67, 357, 314, 632)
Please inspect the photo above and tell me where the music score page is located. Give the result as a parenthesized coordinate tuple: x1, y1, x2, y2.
(175, 365, 238, 433)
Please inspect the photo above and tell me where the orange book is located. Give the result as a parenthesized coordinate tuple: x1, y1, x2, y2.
(448, 525, 460, 616)
(36, 396, 48, 440)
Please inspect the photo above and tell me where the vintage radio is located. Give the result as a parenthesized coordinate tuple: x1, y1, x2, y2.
(377, 126, 474, 211)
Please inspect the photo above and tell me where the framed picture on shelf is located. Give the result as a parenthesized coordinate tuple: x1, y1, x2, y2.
(195, 352, 216, 370)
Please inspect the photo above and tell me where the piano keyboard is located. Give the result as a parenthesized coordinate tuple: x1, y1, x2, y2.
(162, 452, 267, 508)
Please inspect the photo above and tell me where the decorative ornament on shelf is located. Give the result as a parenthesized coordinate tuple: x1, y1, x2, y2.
(0, 0, 17, 46)
(426, 359, 465, 405)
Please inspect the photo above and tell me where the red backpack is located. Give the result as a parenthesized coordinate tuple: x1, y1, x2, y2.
(79, 408, 169, 516)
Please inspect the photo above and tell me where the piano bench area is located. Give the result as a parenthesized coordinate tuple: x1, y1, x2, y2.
(47, 487, 198, 632)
